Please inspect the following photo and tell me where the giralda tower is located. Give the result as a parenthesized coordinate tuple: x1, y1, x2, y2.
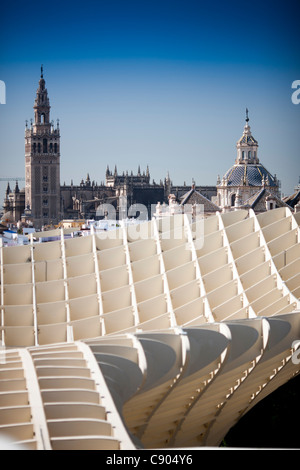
(25, 66, 60, 228)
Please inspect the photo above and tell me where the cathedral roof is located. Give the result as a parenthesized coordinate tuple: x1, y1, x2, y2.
(180, 187, 220, 212)
(221, 164, 277, 187)
(242, 188, 288, 210)
(282, 189, 300, 208)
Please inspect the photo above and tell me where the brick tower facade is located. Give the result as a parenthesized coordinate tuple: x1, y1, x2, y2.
(25, 66, 60, 229)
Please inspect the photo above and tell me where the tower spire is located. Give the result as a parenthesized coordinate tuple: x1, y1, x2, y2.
(41, 64, 43, 79)
(6, 181, 10, 197)
(245, 108, 249, 123)
(34, 68, 50, 125)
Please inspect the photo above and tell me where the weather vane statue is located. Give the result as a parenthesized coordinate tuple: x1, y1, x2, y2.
(246, 108, 249, 123)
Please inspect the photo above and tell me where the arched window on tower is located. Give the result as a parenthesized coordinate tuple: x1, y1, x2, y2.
(41, 114, 45, 124)
(43, 138, 47, 154)
(231, 194, 236, 206)
(33, 143, 36, 153)
(38, 142, 41, 153)
(242, 151, 245, 160)
(248, 151, 251, 159)
(54, 143, 57, 153)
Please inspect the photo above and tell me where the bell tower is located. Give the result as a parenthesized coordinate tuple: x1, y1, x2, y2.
(235, 108, 259, 164)
(25, 66, 61, 228)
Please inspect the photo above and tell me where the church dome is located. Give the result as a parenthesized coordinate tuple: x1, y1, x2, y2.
(217, 110, 281, 211)
(222, 163, 277, 188)
(221, 109, 278, 187)
(218, 110, 279, 190)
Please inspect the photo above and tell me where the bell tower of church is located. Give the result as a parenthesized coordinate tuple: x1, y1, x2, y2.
(235, 108, 259, 165)
(25, 66, 60, 228)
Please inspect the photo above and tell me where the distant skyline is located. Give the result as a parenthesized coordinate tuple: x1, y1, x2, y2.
(1, 0, 300, 207)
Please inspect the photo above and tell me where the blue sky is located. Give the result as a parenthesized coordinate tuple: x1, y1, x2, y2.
(0, 0, 300, 206)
